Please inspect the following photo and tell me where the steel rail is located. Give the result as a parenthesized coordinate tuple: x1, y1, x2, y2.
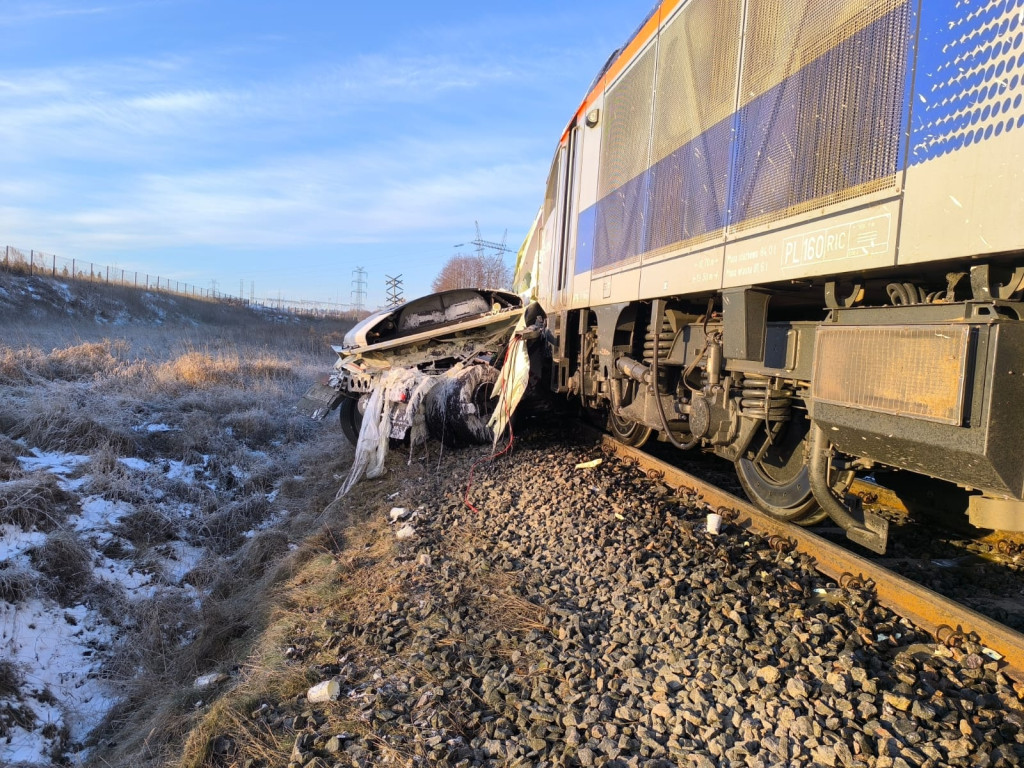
(597, 433, 1024, 683)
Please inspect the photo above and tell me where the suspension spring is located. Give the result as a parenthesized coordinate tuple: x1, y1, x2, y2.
(738, 374, 792, 421)
(643, 318, 674, 367)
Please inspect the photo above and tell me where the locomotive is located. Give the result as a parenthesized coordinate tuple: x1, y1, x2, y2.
(309, 0, 1024, 553)
(511, 0, 1024, 552)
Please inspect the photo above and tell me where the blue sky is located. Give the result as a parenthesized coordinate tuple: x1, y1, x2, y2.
(0, 0, 654, 308)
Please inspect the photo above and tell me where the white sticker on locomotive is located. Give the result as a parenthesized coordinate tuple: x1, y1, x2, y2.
(781, 214, 891, 270)
(724, 245, 775, 280)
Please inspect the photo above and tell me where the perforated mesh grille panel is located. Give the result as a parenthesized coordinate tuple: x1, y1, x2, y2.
(599, 46, 657, 198)
(647, 0, 740, 254)
(812, 325, 971, 425)
(730, 0, 909, 231)
(652, 0, 740, 163)
(584, 0, 912, 274)
(593, 45, 657, 272)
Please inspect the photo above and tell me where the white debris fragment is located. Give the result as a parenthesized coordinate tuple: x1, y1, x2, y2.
(395, 524, 417, 540)
(574, 458, 603, 470)
(982, 647, 1004, 662)
(307, 679, 341, 703)
(706, 512, 723, 535)
(194, 672, 228, 689)
(389, 507, 410, 523)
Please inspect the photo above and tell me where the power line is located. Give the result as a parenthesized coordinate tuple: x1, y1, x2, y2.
(454, 221, 515, 257)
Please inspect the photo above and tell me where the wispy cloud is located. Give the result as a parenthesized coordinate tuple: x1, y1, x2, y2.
(0, 2, 129, 25)
(0, 0, 639, 300)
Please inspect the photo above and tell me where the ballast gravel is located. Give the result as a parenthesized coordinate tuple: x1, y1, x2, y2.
(255, 430, 1024, 768)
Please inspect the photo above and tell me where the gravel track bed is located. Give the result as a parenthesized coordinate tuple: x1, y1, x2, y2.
(250, 430, 1024, 768)
(641, 434, 1024, 635)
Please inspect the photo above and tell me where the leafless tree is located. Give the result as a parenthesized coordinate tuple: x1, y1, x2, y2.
(431, 254, 511, 293)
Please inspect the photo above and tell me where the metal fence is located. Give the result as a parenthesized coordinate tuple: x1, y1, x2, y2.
(2, 245, 230, 300)
(1, 245, 364, 319)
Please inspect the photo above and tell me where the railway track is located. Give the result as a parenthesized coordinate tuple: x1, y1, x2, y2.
(594, 430, 1024, 685)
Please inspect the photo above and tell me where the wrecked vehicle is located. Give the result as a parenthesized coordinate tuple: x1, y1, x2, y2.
(298, 288, 525, 452)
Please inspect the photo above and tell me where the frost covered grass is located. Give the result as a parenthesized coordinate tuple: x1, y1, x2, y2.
(0, 274, 355, 767)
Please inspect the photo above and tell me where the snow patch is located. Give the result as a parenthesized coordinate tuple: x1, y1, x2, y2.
(18, 450, 90, 475)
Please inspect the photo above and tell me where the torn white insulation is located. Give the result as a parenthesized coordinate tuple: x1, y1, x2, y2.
(404, 371, 441, 457)
(336, 367, 428, 498)
(488, 313, 531, 446)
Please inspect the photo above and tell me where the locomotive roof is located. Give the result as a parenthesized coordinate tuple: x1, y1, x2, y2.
(562, 0, 665, 143)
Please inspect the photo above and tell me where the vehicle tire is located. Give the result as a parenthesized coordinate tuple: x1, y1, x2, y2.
(425, 365, 499, 447)
(338, 396, 363, 446)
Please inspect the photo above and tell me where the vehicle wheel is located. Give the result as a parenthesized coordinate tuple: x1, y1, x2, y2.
(735, 414, 851, 526)
(425, 365, 500, 447)
(338, 396, 363, 446)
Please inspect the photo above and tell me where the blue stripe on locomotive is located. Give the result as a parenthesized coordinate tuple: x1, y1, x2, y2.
(576, 1, 1024, 277)
(911, 0, 1024, 165)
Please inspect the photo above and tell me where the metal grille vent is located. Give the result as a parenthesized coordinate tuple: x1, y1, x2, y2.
(593, 44, 657, 272)
(651, 0, 740, 163)
(598, 44, 657, 197)
(812, 325, 972, 426)
(729, 0, 909, 232)
(646, 0, 740, 254)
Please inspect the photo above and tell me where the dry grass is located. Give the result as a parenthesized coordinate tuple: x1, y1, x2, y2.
(30, 530, 95, 605)
(0, 399, 136, 455)
(0, 565, 37, 603)
(0, 473, 76, 531)
(191, 495, 272, 554)
(0, 272, 363, 768)
(153, 349, 295, 393)
(113, 504, 181, 547)
(172, 489, 402, 768)
(0, 660, 24, 698)
(0, 339, 138, 384)
(471, 568, 550, 636)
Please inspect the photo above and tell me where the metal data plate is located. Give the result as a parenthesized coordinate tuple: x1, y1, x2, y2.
(812, 325, 971, 425)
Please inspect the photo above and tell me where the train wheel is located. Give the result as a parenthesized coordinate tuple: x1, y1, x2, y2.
(338, 396, 363, 446)
(608, 410, 653, 448)
(735, 416, 851, 526)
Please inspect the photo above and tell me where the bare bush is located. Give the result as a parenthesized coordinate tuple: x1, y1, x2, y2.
(0, 474, 75, 531)
(30, 530, 95, 605)
(0, 659, 24, 697)
(192, 495, 271, 554)
(0, 564, 37, 603)
(431, 253, 511, 292)
(113, 504, 180, 547)
(220, 407, 276, 447)
(0, 434, 26, 481)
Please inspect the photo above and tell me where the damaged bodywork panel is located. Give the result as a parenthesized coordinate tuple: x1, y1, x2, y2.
(298, 288, 524, 447)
